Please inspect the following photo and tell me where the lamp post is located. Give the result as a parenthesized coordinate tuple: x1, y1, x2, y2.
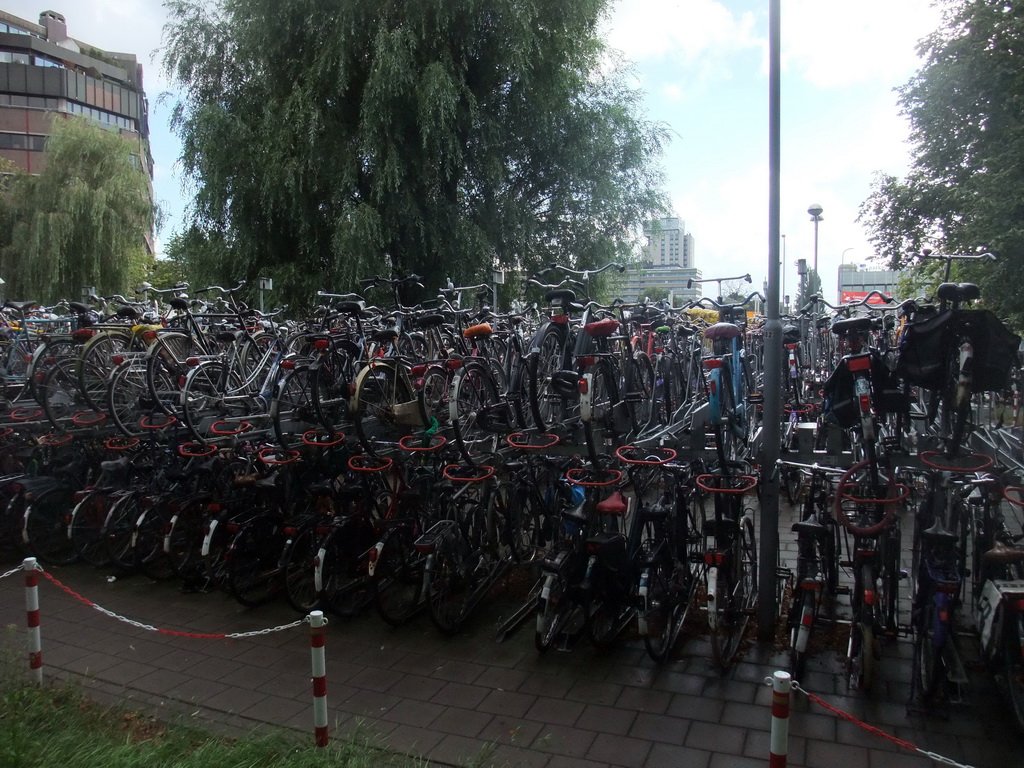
(807, 203, 823, 275)
(838, 247, 855, 302)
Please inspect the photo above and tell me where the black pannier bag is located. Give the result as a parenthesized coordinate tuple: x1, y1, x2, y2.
(896, 311, 954, 391)
(822, 353, 909, 428)
(897, 309, 1020, 392)
(958, 309, 1021, 392)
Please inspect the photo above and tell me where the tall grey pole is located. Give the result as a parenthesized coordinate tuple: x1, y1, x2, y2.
(758, 0, 783, 639)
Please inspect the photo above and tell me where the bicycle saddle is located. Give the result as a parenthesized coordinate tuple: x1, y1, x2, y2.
(413, 313, 445, 328)
(983, 540, 1024, 566)
(333, 301, 364, 315)
(596, 490, 628, 516)
(4, 300, 36, 313)
(937, 282, 980, 303)
(68, 301, 92, 315)
(544, 288, 577, 305)
(703, 322, 742, 341)
(831, 316, 872, 335)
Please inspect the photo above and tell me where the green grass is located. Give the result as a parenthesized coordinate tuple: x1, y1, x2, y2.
(0, 625, 437, 768)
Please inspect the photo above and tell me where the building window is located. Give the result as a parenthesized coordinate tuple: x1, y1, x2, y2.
(0, 133, 47, 151)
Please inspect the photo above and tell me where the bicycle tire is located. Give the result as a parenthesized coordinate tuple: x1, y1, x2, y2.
(1, 339, 33, 404)
(582, 359, 621, 459)
(107, 357, 157, 438)
(69, 490, 113, 567)
(281, 519, 323, 614)
(318, 516, 375, 618)
(372, 526, 426, 626)
(709, 513, 757, 667)
(450, 363, 501, 462)
(310, 349, 354, 435)
(912, 603, 946, 703)
(103, 493, 141, 572)
(226, 515, 283, 607)
(788, 588, 817, 679)
(270, 365, 319, 450)
(22, 485, 77, 566)
(165, 499, 209, 586)
(352, 363, 415, 455)
(418, 364, 451, 433)
(848, 620, 877, 691)
(77, 330, 132, 411)
(145, 332, 196, 418)
(528, 328, 567, 431)
(535, 568, 586, 652)
(134, 501, 177, 581)
(641, 542, 692, 664)
(39, 358, 93, 431)
(624, 352, 655, 431)
(427, 540, 470, 635)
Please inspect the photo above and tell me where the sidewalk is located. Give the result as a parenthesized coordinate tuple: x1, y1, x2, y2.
(2, 510, 1021, 768)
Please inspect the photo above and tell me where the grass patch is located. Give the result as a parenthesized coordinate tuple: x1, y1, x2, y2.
(0, 625, 430, 768)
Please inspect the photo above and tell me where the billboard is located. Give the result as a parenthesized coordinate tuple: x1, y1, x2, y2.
(840, 290, 891, 305)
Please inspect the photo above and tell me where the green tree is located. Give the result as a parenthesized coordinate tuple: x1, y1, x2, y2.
(0, 116, 154, 303)
(794, 269, 822, 312)
(859, 1, 1024, 327)
(161, 0, 669, 310)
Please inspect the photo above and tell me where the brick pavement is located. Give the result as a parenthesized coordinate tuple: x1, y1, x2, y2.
(2, 502, 1023, 768)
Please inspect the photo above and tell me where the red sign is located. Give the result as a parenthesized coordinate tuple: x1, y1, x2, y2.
(840, 291, 891, 304)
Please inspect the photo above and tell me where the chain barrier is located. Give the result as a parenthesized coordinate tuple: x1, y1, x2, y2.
(36, 566, 304, 639)
(790, 681, 978, 768)
(0, 564, 23, 580)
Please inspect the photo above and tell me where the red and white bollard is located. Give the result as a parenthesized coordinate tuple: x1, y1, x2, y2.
(768, 670, 791, 767)
(24, 557, 42, 684)
(309, 611, 328, 747)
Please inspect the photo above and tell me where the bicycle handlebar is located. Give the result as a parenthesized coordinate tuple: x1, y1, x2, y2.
(694, 292, 764, 310)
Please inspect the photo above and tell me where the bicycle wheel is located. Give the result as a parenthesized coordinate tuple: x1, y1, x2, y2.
(641, 542, 691, 664)
(181, 361, 248, 442)
(281, 519, 322, 614)
(226, 515, 283, 607)
(352, 363, 415, 455)
(709, 513, 757, 667)
(1, 339, 32, 403)
(427, 540, 470, 635)
(146, 332, 195, 417)
(912, 599, 947, 702)
(135, 501, 177, 581)
(788, 587, 817, 679)
(847, 620, 877, 691)
(318, 517, 375, 618)
(103, 493, 141, 572)
(310, 350, 353, 435)
(372, 526, 426, 626)
(23, 485, 77, 566)
(582, 359, 624, 459)
(494, 480, 540, 563)
(78, 331, 131, 411)
(528, 328, 567, 431)
(624, 352, 655, 431)
(417, 364, 451, 433)
(69, 490, 113, 567)
(271, 366, 319, 450)
(450, 363, 501, 462)
(534, 567, 586, 652)
(39, 358, 93, 430)
(165, 500, 209, 586)
(107, 358, 157, 438)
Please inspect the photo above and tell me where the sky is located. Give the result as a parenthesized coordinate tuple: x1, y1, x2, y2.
(4, 0, 945, 302)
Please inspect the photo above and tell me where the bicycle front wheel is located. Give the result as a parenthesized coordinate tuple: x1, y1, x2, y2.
(709, 513, 757, 667)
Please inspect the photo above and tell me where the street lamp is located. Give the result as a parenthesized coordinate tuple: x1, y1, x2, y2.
(807, 203, 823, 275)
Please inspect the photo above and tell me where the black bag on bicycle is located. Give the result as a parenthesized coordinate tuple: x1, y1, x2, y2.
(958, 309, 1021, 392)
(896, 311, 954, 390)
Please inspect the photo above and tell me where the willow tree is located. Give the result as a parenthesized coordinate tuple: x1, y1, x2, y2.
(0, 116, 154, 303)
(161, 0, 670, 309)
(859, 1, 1024, 328)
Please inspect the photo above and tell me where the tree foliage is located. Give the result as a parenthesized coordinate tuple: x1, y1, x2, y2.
(0, 116, 154, 303)
(160, 0, 670, 309)
(859, 0, 1024, 327)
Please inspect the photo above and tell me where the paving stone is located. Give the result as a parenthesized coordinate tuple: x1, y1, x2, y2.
(429, 706, 494, 739)
(805, 739, 870, 768)
(645, 742, 712, 768)
(531, 724, 599, 758)
(585, 731, 652, 766)
(565, 678, 624, 706)
(614, 685, 673, 714)
(381, 697, 447, 728)
(525, 695, 587, 727)
(574, 703, 636, 736)
(685, 721, 748, 754)
(666, 692, 726, 723)
(628, 712, 690, 746)
(430, 680, 491, 708)
(478, 687, 538, 719)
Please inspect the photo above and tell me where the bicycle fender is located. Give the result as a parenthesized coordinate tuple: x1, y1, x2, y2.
(707, 566, 719, 630)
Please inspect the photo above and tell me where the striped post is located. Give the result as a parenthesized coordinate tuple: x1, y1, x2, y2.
(24, 557, 42, 684)
(769, 670, 791, 768)
(309, 611, 328, 747)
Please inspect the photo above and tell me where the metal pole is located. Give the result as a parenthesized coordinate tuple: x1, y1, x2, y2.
(309, 611, 328, 747)
(768, 670, 792, 767)
(24, 557, 42, 684)
(758, 0, 783, 639)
